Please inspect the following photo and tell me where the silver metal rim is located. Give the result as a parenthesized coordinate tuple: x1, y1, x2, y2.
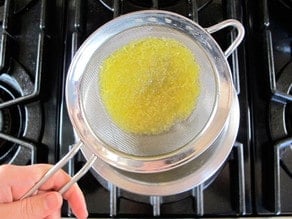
(66, 10, 237, 173)
(80, 89, 240, 196)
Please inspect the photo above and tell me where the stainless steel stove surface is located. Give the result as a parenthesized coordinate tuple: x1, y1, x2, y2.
(0, 0, 291, 218)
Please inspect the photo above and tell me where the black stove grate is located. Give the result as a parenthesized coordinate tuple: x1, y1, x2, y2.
(0, 0, 47, 165)
(249, 0, 292, 215)
(3, 0, 290, 218)
(264, 0, 292, 213)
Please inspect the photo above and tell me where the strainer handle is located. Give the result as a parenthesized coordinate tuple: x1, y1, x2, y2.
(205, 19, 245, 58)
(21, 142, 97, 199)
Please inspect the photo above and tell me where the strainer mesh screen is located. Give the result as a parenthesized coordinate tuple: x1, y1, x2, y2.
(80, 25, 217, 157)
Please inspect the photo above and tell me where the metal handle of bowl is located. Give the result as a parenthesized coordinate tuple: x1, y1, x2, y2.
(21, 142, 97, 199)
(205, 19, 245, 58)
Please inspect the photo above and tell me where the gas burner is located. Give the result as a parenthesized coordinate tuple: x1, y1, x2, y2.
(269, 61, 292, 139)
(0, 84, 22, 162)
(269, 60, 292, 177)
(0, 59, 42, 165)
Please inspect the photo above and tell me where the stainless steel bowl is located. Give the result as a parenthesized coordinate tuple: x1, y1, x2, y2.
(80, 88, 240, 196)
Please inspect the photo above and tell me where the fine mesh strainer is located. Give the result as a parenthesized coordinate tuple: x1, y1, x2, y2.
(21, 10, 244, 199)
(66, 10, 244, 173)
(81, 26, 217, 157)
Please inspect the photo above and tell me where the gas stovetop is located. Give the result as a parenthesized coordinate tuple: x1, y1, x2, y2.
(0, 0, 291, 218)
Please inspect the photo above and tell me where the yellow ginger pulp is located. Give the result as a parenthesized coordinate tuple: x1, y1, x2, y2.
(99, 37, 200, 135)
